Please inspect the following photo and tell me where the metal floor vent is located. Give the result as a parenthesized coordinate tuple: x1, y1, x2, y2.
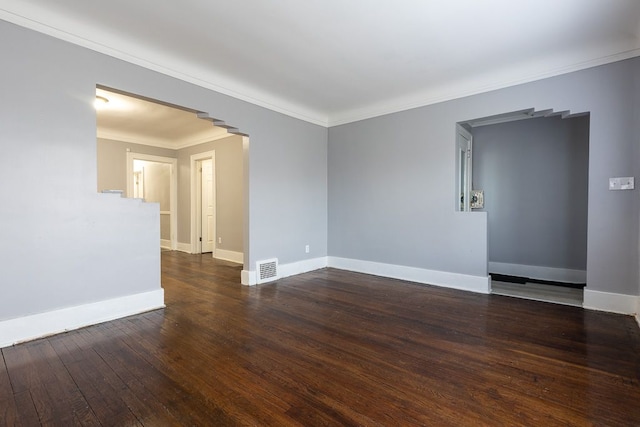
(256, 258, 279, 284)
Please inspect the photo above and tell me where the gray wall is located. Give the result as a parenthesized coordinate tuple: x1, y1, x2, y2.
(328, 108, 489, 276)
(98, 135, 245, 253)
(472, 116, 589, 270)
(1, 14, 638, 330)
(0, 22, 160, 320)
(178, 136, 244, 253)
(636, 55, 640, 299)
(97, 138, 176, 192)
(329, 57, 639, 295)
(143, 162, 172, 241)
(0, 19, 327, 323)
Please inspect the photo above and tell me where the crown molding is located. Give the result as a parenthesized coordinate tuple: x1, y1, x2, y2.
(173, 132, 237, 150)
(2, 8, 639, 129)
(327, 47, 640, 127)
(97, 129, 237, 150)
(97, 130, 178, 150)
(0, 9, 329, 127)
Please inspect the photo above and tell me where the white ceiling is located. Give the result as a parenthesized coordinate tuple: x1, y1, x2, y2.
(96, 87, 230, 149)
(2, 0, 639, 126)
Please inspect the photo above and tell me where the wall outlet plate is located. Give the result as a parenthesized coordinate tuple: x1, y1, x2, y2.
(609, 177, 634, 190)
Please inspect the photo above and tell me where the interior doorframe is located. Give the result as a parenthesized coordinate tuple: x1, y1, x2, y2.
(190, 151, 216, 254)
(241, 136, 250, 276)
(456, 124, 473, 212)
(126, 152, 178, 250)
(458, 109, 590, 302)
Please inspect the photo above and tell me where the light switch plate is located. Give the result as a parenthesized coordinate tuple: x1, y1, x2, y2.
(609, 177, 634, 190)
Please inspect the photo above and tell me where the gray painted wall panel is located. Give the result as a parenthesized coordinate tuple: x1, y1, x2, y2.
(0, 19, 327, 322)
(96, 138, 176, 192)
(177, 136, 244, 253)
(636, 57, 640, 298)
(472, 116, 589, 270)
(1, 14, 637, 329)
(98, 136, 245, 253)
(0, 22, 160, 320)
(329, 58, 639, 295)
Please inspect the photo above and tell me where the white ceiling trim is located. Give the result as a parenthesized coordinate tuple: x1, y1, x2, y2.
(2, 7, 639, 128)
(98, 130, 178, 150)
(173, 132, 237, 150)
(97, 129, 236, 150)
(328, 46, 640, 127)
(0, 9, 329, 126)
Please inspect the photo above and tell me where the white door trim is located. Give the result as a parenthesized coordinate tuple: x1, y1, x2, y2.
(241, 136, 250, 272)
(190, 151, 216, 254)
(126, 152, 178, 250)
(456, 124, 473, 212)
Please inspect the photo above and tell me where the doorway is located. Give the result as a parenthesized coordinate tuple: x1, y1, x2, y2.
(192, 152, 216, 254)
(458, 109, 589, 306)
(126, 153, 178, 250)
(96, 85, 249, 277)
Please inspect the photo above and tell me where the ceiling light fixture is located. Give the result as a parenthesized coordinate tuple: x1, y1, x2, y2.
(94, 95, 109, 108)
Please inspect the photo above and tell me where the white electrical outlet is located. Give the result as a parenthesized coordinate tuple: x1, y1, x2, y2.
(609, 177, 634, 190)
(305, 245, 310, 253)
(218, 237, 222, 244)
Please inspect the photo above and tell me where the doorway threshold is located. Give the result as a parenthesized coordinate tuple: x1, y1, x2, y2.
(491, 280, 583, 307)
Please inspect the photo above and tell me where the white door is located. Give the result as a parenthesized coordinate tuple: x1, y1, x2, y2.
(456, 125, 473, 211)
(133, 170, 144, 199)
(201, 159, 215, 253)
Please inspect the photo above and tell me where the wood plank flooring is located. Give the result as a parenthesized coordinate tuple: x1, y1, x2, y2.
(2, 251, 640, 426)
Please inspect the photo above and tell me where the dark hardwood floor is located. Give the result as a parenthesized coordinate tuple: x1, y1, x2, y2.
(2, 251, 640, 426)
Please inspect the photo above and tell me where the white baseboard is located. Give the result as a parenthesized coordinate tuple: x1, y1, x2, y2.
(214, 249, 244, 264)
(279, 257, 328, 278)
(242, 256, 328, 286)
(489, 262, 586, 283)
(329, 257, 490, 294)
(0, 289, 165, 349)
(241, 256, 489, 294)
(241, 269, 255, 286)
(160, 239, 171, 250)
(176, 242, 192, 253)
(583, 289, 638, 315)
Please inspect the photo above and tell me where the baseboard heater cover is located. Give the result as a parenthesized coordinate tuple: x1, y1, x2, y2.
(256, 258, 279, 284)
